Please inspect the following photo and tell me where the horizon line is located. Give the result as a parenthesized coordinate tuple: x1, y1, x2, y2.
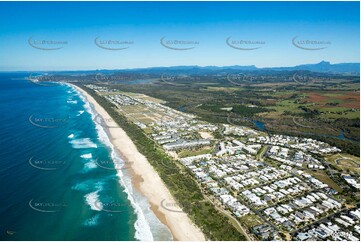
(0, 60, 360, 73)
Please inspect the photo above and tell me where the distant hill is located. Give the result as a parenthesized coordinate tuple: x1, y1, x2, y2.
(265, 61, 360, 74)
(40, 61, 359, 75)
(107, 61, 360, 74)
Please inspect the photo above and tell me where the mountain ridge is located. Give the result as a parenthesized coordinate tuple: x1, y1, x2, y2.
(87, 61, 361, 74)
(13, 61, 359, 74)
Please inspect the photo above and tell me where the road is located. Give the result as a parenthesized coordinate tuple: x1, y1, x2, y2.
(203, 195, 253, 241)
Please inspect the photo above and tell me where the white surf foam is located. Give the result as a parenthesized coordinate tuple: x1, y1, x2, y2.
(72, 180, 103, 191)
(83, 214, 100, 227)
(68, 133, 75, 139)
(70, 83, 161, 241)
(82, 160, 97, 172)
(71, 182, 88, 191)
(77, 110, 85, 116)
(67, 100, 78, 104)
(81, 153, 92, 159)
(69, 138, 97, 149)
(85, 190, 103, 211)
(93, 115, 155, 240)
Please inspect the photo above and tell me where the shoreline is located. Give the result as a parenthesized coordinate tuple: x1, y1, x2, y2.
(71, 84, 206, 241)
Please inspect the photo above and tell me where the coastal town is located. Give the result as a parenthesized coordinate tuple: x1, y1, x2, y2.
(86, 84, 360, 241)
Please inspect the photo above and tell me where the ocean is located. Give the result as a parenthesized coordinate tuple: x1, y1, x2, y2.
(0, 73, 172, 240)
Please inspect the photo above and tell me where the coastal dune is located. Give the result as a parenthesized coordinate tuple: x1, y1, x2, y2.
(72, 85, 205, 241)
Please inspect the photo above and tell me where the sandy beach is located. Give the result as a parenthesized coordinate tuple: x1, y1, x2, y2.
(72, 84, 205, 241)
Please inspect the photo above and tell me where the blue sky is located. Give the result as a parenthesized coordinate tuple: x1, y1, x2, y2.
(0, 1, 359, 71)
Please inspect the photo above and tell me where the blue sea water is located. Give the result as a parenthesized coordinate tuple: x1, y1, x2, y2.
(0, 73, 171, 240)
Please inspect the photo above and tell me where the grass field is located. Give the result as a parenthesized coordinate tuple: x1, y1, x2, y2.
(206, 86, 242, 92)
(326, 153, 360, 175)
(305, 169, 343, 193)
(178, 147, 213, 158)
(261, 90, 359, 119)
(117, 102, 170, 125)
(238, 213, 264, 228)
